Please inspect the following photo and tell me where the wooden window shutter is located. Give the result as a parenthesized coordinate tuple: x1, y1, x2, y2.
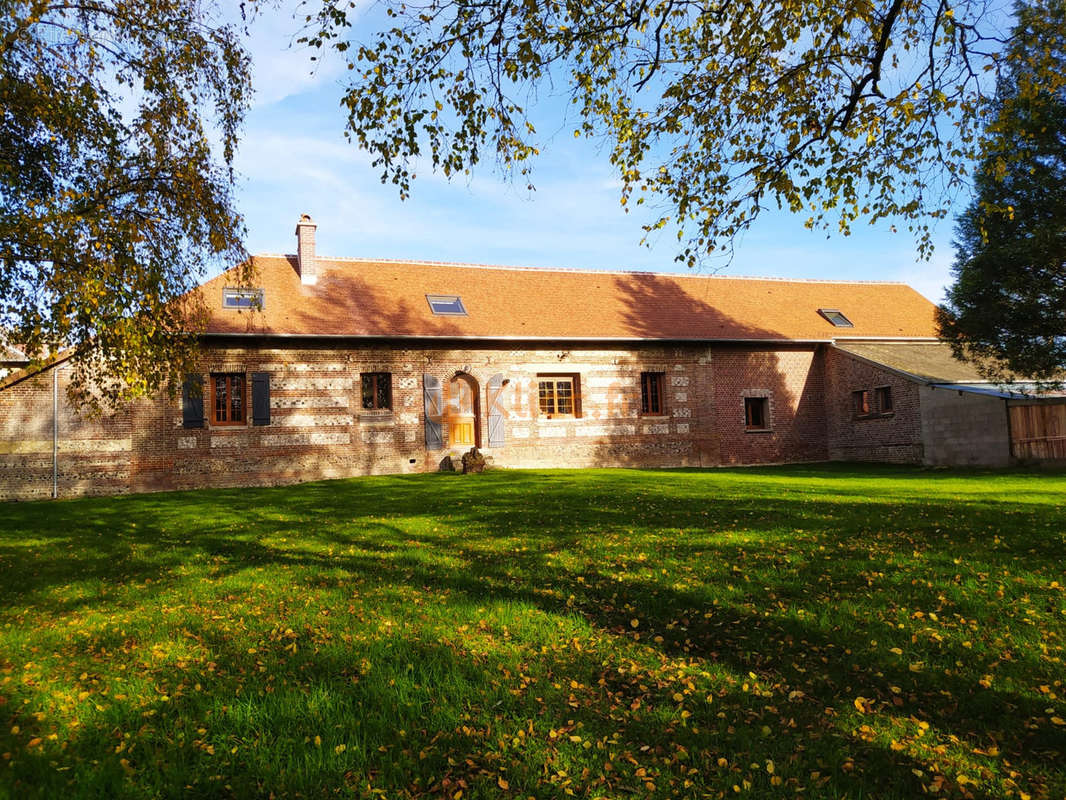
(423, 374, 444, 450)
(251, 372, 271, 426)
(182, 374, 205, 429)
(487, 373, 506, 448)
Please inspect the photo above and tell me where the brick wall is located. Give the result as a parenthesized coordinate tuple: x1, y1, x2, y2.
(825, 348, 923, 463)
(449, 343, 703, 470)
(709, 345, 828, 465)
(0, 339, 836, 499)
(0, 367, 134, 500)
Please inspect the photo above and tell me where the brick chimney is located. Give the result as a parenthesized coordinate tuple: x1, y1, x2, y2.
(295, 213, 318, 285)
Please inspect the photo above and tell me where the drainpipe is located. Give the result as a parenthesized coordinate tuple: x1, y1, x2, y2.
(52, 367, 58, 499)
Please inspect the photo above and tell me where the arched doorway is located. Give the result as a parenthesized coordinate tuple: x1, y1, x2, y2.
(447, 373, 480, 448)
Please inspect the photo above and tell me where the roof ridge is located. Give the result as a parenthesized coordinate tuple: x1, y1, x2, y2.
(834, 338, 945, 344)
(253, 253, 912, 286)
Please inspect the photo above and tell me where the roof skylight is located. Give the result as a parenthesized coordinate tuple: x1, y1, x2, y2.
(426, 294, 467, 316)
(818, 308, 853, 328)
(223, 288, 264, 310)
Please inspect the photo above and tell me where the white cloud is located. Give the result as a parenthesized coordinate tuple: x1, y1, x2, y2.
(235, 1, 357, 108)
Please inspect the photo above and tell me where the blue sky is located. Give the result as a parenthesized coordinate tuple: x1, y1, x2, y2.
(230, 5, 962, 304)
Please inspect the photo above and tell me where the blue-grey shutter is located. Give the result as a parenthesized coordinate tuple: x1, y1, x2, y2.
(487, 373, 505, 448)
(182, 374, 205, 429)
(423, 374, 444, 450)
(252, 372, 270, 426)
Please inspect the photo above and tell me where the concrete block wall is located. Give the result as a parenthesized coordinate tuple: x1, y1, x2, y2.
(919, 386, 1011, 467)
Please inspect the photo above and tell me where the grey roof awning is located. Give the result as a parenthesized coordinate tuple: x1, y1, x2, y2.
(834, 340, 1065, 398)
(834, 340, 989, 382)
(927, 382, 1066, 400)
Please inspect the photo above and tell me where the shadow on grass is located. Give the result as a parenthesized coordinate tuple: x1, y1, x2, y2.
(1, 465, 1064, 798)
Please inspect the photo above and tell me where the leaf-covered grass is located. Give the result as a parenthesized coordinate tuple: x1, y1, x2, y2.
(1, 464, 1064, 799)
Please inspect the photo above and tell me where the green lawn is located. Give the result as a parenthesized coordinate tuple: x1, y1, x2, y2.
(1, 465, 1064, 799)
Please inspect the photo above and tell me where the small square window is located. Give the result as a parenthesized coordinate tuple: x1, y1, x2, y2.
(223, 288, 264, 310)
(853, 389, 872, 417)
(875, 386, 894, 413)
(361, 372, 392, 410)
(538, 374, 580, 418)
(818, 308, 853, 327)
(744, 397, 769, 430)
(640, 372, 665, 415)
(426, 295, 467, 315)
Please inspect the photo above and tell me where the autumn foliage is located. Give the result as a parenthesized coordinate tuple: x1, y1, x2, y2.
(0, 1, 252, 408)
(304, 0, 1044, 264)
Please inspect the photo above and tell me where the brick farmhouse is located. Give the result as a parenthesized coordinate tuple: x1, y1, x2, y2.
(2, 215, 1063, 500)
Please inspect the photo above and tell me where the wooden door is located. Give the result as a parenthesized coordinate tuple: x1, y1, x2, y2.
(449, 376, 477, 447)
(450, 419, 475, 446)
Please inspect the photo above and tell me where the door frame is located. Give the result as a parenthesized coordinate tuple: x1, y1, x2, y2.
(447, 372, 481, 449)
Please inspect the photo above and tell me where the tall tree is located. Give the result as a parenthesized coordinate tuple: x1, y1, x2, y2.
(0, 1, 252, 408)
(302, 0, 1042, 265)
(937, 0, 1066, 384)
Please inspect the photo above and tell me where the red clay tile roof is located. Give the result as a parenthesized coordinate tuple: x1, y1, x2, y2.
(196, 255, 940, 341)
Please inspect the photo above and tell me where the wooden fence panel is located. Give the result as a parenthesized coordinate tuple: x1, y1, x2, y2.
(1010, 403, 1066, 460)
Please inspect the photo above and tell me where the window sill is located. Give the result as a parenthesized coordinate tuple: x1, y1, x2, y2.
(359, 411, 394, 424)
(745, 427, 773, 434)
(854, 412, 894, 421)
(540, 416, 576, 422)
(640, 414, 670, 420)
